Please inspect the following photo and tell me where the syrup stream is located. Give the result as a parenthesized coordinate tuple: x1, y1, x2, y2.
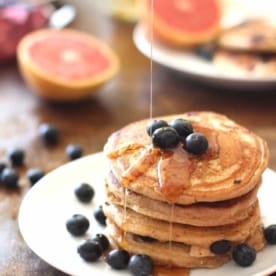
(149, 0, 154, 119)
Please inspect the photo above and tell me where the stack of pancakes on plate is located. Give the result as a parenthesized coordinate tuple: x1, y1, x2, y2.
(103, 111, 269, 268)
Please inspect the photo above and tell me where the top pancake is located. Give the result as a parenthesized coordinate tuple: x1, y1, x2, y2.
(104, 111, 269, 204)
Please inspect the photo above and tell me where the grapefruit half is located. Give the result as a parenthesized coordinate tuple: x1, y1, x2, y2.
(145, 0, 221, 47)
(17, 28, 120, 101)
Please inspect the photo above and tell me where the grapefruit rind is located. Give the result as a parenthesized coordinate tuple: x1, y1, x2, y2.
(144, 0, 222, 47)
(17, 29, 120, 101)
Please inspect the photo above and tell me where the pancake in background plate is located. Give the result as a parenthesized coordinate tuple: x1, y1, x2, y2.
(213, 49, 276, 77)
(217, 19, 276, 53)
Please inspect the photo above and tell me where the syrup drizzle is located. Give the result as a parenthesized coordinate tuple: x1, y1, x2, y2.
(149, 0, 154, 119)
(120, 0, 190, 273)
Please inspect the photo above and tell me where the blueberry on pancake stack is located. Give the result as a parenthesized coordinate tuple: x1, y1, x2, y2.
(103, 111, 269, 269)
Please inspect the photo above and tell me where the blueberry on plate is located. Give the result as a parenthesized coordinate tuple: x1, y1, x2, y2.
(128, 254, 153, 276)
(39, 123, 59, 145)
(0, 162, 7, 174)
(152, 127, 180, 151)
(210, 239, 232, 255)
(77, 239, 102, 262)
(185, 132, 208, 155)
(169, 118, 193, 139)
(66, 214, 89, 236)
(264, 224, 276, 244)
(146, 119, 168, 136)
(92, 233, 110, 251)
(66, 144, 83, 160)
(0, 167, 19, 188)
(232, 243, 256, 267)
(107, 249, 130, 269)
(93, 205, 106, 226)
(7, 147, 25, 166)
(74, 182, 94, 203)
(27, 168, 45, 186)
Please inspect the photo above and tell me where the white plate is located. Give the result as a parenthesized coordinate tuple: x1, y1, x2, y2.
(18, 152, 276, 276)
(133, 23, 276, 91)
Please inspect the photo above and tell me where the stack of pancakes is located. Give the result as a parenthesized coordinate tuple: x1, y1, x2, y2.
(103, 111, 269, 268)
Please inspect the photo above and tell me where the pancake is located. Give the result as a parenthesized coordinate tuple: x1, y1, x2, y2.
(105, 219, 265, 268)
(105, 176, 260, 226)
(102, 111, 269, 270)
(103, 201, 260, 248)
(213, 49, 276, 77)
(217, 19, 276, 53)
(104, 111, 269, 204)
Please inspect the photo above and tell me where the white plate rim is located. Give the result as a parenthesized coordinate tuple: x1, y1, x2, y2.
(18, 152, 276, 276)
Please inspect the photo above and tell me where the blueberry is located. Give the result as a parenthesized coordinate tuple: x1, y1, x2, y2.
(66, 214, 89, 236)
(0, 162, 7, 174)
(0, 167, 19, 188)
(232, 243, 256, 267)
(210, 240, 232, 255)
(27, 168, 45, 186)
(107, 249, 130, 269)
(137, 235, 157, 243)
(185, 133, 208, 155)
(7, 147, 25, 166)
(74, 183, 94, 203)
(93, 205, 106, 226)
(128, 254, 153, 276)
(39, 123, 59, 145)
(146, 119, 168, 136)
(194, 44, 216, 61)
(264, 224, 276, 244)
(92, 233, 110, 251)
(66, 144, 83, 160)
(152, 127, 180, 151)
(77, 239, 102, 262)
(169, 118, 193, 139)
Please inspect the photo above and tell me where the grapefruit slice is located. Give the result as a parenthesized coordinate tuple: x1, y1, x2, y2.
(144, 0, 221, 47)
(17, 28, 120, 101)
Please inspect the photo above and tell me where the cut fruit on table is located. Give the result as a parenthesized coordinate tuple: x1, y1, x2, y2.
(17, 28, 120, 101)
(143, 0, 221, 47)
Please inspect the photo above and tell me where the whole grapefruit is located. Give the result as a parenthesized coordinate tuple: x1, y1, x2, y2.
(144, 0, 221, 47)
(17, 28, 120, 101)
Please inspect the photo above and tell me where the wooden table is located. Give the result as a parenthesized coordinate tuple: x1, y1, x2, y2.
(1, 1, 276, 275)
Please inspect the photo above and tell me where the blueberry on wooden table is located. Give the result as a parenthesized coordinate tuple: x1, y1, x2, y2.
(77, 239, 102, 262)
(0, 167, 19, 188)
(107, 249, 130, 269)
(39, 123, 59, 145)
(27, 168, 45, 186)
(66, 144, 83, 160)
(66, 214, 89, 236)
(7, 147, 25, 166)
(128, 254, 153, 276)
(232, 243, 256, 267)
(93, 205, 106, 226)
(74, 183, 95, 203)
